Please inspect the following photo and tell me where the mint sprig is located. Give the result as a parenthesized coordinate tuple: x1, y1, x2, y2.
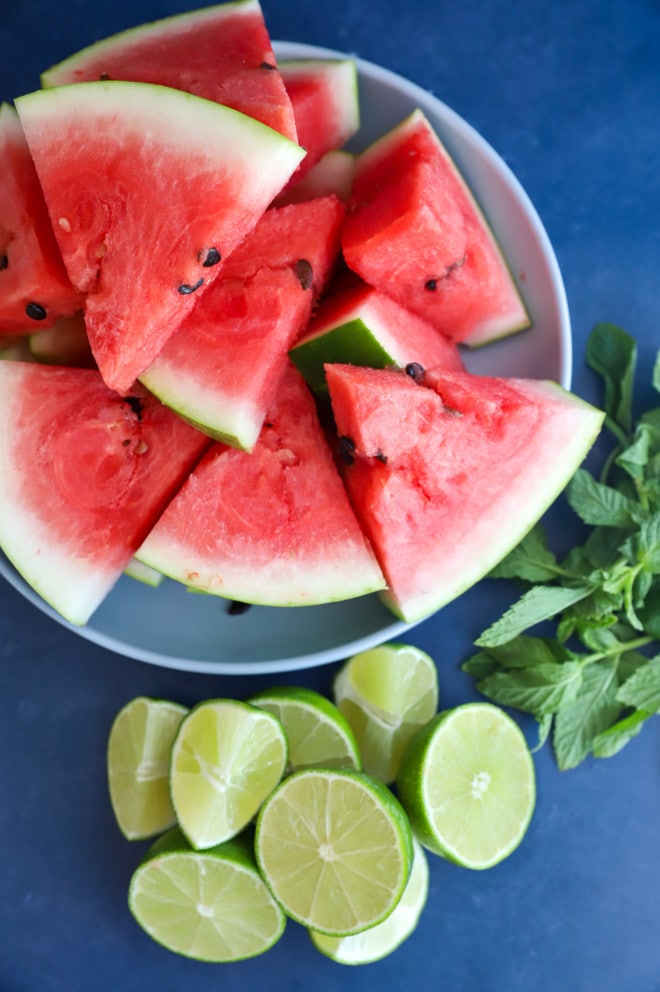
(462, 324, 660, 770)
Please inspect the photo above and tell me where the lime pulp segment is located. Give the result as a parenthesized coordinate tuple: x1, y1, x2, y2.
(128, 828, 285, 962)
(169, 699, 287, 850)
(397, 702, 536, 869)
(107, 696, 187, 840)
(255, 768, 413, 936)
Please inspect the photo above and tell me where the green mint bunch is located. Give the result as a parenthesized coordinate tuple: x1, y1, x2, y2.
(463, 324, 660, 770)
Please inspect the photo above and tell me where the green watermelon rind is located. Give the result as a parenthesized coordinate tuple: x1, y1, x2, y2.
(279, 57, 360, 137)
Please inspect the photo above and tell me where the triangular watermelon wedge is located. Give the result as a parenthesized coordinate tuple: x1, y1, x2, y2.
(136, 362, 386, 606)
(15, 80, 305, 394)
(325, 363, 604, 623)
(140, 195, 346, 450)
(0, 103, 82, 333)
(0, 360, 211, 625)
(41, 0, 298, 142)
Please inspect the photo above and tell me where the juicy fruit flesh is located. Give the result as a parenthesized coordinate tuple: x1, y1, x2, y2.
(398, 704, 536, 868)
(255, 769, 413, 935)
(128, 832, 285, 962)
(42, 0, 298, 141)
(15, 79, 304, 393)
(326, 364, 604, 622)
(170, 699, 287, 849)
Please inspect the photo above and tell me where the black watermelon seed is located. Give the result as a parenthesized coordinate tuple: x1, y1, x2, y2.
(376, 450, 388, 464)
(227, 600, 252, 615)
(201, 247, 221, 267)
(338, 435, 356, 465)
(99, 72, 111, 80)
(178, 277, 204, 295)
(405, 362, 426, 383)
(260, 61, 277, 70)
(125, 395, 144, 420)
(293, 259, 314, 291)
(25, 302, 47, 321)
(0, 254, 8, 271)
(424, 279, 438, 291)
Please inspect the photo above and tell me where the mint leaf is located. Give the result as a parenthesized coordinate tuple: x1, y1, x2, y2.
(476, 660, 584, 718)
(636, 512, 660, 572)
(615, 422, 653, 479)
(586, 322, 636, 433)
(475, 584, 595, 647)
(616, 653, 660, 712)
(567, 469, 643, 528)
(461, 650, 500, 681)
(552, 660, 620, 769)
(591, 709, 650, 758)
(488, 523, 560, 582)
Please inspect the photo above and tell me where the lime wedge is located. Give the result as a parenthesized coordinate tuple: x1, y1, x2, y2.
(255, 768, 413, 936)
(170, 699, 287, 850)
(396, 702, 536, 869)
(310, 836, 429, 964)
(249, 685, 361, 772)
(128, 827, 285, 962)
(333, 643, 439, 783)
(107, 696, 187, 840)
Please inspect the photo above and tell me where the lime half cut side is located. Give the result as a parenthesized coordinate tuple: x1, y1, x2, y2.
(333, 643, 439, 784)
(170, 699, 287, 850)
(128, 827, 285, 962)
(396, 702, 536, 869)
(107, 696, 187, 840)
(248, 685, 361, 772)
(310, 836, 429, 964)
(255, 768, 413, 936)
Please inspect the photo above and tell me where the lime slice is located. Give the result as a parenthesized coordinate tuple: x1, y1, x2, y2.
(170, 699, 287, 850)
(248, 685, 361, 772)
(396, 702, 536, 869)
(128, 827, 285, 962)
(107, 696, 187, 840)
(309, 836, 429, 964)
(333, 643, 439, 783)
(255, 768, 413, 936)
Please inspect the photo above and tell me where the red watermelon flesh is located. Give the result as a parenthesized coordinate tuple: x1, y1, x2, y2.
(15, 80, 305, 395)
(341, 109, 530, 347)
(276, 59, 359, 191)
(0, 361, 211, 625)
(40, 0, 297, 142)
(140, 195, 346, 451)
(0, 103, 82, 333)
(325, 363, 604, 623)
(136, 361, 386, 606)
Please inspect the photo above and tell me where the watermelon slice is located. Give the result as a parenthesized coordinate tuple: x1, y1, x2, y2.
(15, 80, 305, 394)
(290, 281, 464, 395)
(341, 110, 531, 347)
(277, 59, 359, 188)
(141, 195, 345, 450)
(41, 0, 297, 141)
(0, 361, 211, 625)
(0, 103, 81, 333)
(325, 363, 604, 623)
(136, 362, 386, 606)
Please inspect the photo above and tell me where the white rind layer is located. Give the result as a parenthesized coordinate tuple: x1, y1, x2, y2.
(0, 363, 119, 625)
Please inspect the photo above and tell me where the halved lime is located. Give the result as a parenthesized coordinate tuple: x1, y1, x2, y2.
(128, 827, 285, 962)
(169, 699, 287, 850)
(248, 685, 361, 772)
(254, 768, 413, 936)
(333, 643, 439, 783)
(107, 696, 187, 840)
(396, 702, 536, 869)
(309, 836, 429, 964)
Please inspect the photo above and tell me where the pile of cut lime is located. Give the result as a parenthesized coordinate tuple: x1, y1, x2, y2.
(108, 643, 536, 965)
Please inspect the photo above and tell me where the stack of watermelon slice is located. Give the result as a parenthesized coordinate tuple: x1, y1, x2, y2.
(0, 0, 604, 629)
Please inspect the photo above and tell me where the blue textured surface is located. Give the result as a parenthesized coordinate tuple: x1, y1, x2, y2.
(1, 2, 659, 990)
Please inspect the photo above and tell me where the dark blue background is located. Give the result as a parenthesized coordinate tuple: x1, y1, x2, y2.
(2, 2, 659, 990)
